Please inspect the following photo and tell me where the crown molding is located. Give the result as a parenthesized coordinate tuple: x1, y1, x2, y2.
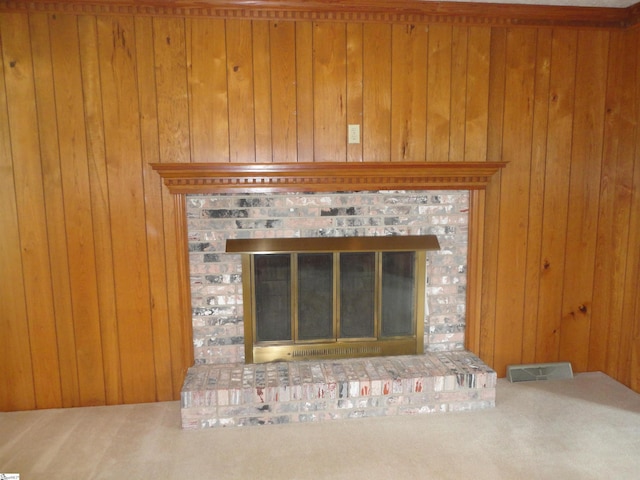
(1, 0, 638, 29)
(151, 161, 507, 194)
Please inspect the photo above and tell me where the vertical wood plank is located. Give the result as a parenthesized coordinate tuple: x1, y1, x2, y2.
(479, 27, 507, 367)
(0, 16, 36, 411)
(590, 31, 636, 374)
(486, 28, 506, 164)
(466, 190, 485, 354)
(152, 16, 195, 391)
(390, 23, 428, 162)
(1, 13, 62, 409)
(226, 19, 255, 162)
(270, 21, 297, 163)
(521, 28, 552, 365)
(295, 21, 314, 163)
(622, 31, 640, 390)
(153, 17, 191, 165)
(252, 21, 273, 162)
(449, 26, 468, 162)
(314, 22, 347, 162)
(97, 16, 157, 404)
(346, 23, 363, 163)
(464, 27, 491, 163)
(76, 15, 122, 405)
(603, 31, 637, 377)
(535, 29, 578, 363)
(493, 28, 537, 376)
(558, 30, 608, 371)
(186, 18, 230, 163)
(135, 15, 178, 401)
(29, 12, 80, 407)
(151, 17, 195, 394)
(426, 25, 452, 162)
(363, 23, 391, 162)
(49, 12, 106, 406)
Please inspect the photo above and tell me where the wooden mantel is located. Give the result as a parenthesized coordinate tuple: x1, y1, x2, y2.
(151, 161, 507, 194)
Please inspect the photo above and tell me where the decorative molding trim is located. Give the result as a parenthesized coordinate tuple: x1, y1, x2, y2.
(1, 0, 637, 29)
(151, 161, 507, 194)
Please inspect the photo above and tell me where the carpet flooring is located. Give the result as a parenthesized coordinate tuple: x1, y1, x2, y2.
(1, 372, 639, 479)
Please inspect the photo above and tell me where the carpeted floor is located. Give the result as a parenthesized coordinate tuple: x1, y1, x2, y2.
(1, 372, 639, 479)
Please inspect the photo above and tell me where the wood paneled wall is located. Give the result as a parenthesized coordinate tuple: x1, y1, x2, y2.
(1, 10, 639, 411)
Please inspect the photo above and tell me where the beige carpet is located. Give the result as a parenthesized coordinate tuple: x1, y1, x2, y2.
(1, 372, 639, 479)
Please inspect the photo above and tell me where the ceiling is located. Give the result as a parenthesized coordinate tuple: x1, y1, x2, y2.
(437, 0, 635, 6)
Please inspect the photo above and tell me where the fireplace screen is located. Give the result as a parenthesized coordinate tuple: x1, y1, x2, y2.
(227, 236, 439, 363)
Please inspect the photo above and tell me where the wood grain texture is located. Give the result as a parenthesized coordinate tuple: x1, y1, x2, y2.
(49, 12, 107, 407)
(535, 29, 577, 363)
(0, 17, 36, 411)
(1, 9, 640, 411)
(493, 27, 537, 373)
(77, 14, 122, 405)
(1, 13, 62, 409)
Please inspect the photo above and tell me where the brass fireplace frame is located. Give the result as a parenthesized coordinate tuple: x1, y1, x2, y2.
(227, 236, 440, 363)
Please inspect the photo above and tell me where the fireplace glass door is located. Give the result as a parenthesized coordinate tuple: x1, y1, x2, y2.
(227, 236, 439, 363)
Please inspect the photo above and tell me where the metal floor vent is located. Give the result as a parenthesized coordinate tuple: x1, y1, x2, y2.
(507, 362, 573, 383)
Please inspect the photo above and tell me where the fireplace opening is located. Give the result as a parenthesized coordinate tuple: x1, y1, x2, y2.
(227, 235, 440, 363)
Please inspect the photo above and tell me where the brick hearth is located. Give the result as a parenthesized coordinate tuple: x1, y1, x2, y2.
(181, 351, 496, 428)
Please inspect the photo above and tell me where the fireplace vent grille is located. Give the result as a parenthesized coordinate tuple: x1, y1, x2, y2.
(290, 345, 383, 359)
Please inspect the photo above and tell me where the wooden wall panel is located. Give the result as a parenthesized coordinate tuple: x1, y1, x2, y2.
(135, 15, 177, 402)
(536, 29, 577, 362)
(187, 18, 230, 164)
(426, 26, 452, 162)
(346, 23, 363, 163)
(97, 16, 158, 404)
(1, 10, 640, 411)
(30, 13, 80, 408)
(623, 32, 640, 389)
(314, 22, 347, 161)
(493, 28, 537, 373)
(49, 13, 107, 407)
(558, 30, 608, 371)
(1, 13, 62, 409)
(77, 14, 122, 406)
(390, 23, 428, 162)
(521, 28, 551, 366)
(270, 21, 297, 163)
(464, 27, 491, 163)
(363, 23, 391, 162)
(0, 20, 36, 411)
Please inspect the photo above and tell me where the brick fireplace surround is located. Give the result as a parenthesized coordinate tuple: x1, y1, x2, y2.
(153, 162, 504, 428)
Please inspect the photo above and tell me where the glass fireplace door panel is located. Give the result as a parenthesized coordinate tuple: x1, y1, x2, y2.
(297, 253, 334, 340)
(339, 252, 375, 338)
(254, 254, 291, 342)
(381, 251, 415, 337)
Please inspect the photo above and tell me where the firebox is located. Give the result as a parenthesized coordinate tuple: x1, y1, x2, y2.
(227, 235, 440, 363)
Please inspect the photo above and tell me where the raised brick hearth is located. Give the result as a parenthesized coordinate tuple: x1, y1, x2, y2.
(181, 351, 496, 428)
(181, 189, 496, 428)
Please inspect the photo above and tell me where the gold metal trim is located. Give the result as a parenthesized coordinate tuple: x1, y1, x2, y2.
(226, 235, 440, 254)
(240, 240, 435, 363)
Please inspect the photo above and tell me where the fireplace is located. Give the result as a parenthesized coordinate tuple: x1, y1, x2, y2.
(227, 235, 440, 363)
(152, 162, 505, 428)
(187, 189, 467, 366)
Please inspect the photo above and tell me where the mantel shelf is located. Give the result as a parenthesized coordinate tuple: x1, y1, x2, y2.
(151, 161, 507, 194)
